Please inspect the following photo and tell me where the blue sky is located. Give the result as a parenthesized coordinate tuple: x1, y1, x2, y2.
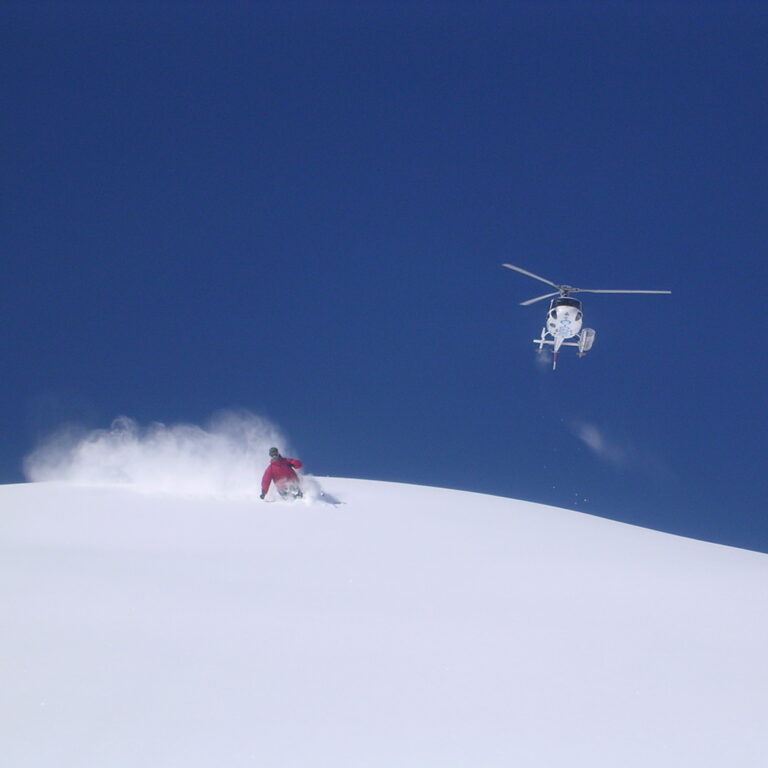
(2, 2, 767, 551)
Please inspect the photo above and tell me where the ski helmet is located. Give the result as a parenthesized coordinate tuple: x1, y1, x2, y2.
(269, 447, 279, 457)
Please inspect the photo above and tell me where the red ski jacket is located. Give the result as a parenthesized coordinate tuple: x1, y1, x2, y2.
(261, 456, 303, 495)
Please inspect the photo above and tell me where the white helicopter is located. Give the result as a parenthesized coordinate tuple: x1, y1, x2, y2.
(502, 263, 671, 369)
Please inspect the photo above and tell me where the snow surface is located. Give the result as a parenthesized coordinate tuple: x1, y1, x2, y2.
(2, 477, 767, 767)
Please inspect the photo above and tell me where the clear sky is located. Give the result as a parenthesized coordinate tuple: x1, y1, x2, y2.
(2, 2, 767, 551)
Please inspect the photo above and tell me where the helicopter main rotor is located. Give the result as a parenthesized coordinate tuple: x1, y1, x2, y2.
(501, 263, 671, 305)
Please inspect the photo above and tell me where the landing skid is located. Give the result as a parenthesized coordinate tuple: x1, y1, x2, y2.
(534, 328, 595, 369)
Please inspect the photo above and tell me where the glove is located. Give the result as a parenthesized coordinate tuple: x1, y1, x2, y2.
(260, 493, 265, 500)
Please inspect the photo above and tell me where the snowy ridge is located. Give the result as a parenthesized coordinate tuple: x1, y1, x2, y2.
(2, 478, 767, 767)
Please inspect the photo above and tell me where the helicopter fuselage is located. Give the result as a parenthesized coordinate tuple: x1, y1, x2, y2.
(545, 297, 583, 349)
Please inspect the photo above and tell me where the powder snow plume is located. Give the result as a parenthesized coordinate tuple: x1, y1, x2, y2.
(23, 411, 292, 498)
(571, 421, 628, 468)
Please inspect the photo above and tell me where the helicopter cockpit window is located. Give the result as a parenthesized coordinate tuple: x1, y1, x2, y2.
(553, 297, 581, 309)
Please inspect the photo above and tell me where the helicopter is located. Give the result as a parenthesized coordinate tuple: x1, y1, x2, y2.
(502, 263, 671, 369)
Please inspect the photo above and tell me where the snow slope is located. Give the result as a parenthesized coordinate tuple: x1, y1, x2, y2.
(2, 478, 767, 767)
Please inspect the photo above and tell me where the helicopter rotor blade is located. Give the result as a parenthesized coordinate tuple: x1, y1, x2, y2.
(575, 289, 672, 295)
(520, 291, 560, 306)
(502, 263, 561, 290)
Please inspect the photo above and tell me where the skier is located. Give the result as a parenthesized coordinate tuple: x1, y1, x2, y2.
(260, 447, 303, 500)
